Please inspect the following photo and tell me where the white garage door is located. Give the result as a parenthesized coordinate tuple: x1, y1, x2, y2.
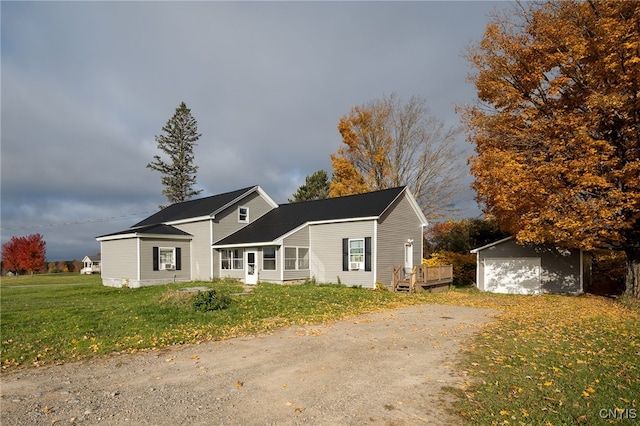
(484, 258, 541, 294)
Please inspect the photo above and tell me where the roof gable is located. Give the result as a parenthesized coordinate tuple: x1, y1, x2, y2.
(470, 236, 514, 253)
(133, 186, 263, 227)
(214, 186, 409, 246)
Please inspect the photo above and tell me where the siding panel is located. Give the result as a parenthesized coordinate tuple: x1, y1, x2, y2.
(100, 239, 138, 287)
(175, 220, 211, 281)
(213, 192, 276, 243)
(377, 194, 425, 288)
(309, 221, 375, 288)
(139, 238, 191, 286)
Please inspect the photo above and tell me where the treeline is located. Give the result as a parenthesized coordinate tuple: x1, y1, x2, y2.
(1, 259, 85, 275)
(1, 233, 87, 275)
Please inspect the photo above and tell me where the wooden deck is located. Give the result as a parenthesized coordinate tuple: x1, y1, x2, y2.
(392, 264, 453, 293)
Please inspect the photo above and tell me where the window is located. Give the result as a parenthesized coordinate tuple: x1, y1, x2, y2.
(284, 247, 309, 270)
(285, 247, 297, 270)
(263, 247, 276, 270)
(153, 247, 181, 271)
(349, 239, 364, 270)
(238, 206, 249, 223)
(342, 237, 371, 272)
(298, 248, 309, 269)
(221, 249, 244, 270)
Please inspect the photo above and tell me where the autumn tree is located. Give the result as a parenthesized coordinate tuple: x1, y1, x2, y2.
(1, 234, 46, 275)
(147, 102, 203, 206)
(289, 170, 330, 202)
(463, 1, 640, 297)
(425, 218, 508, 255)
(330, 94, 463, 219)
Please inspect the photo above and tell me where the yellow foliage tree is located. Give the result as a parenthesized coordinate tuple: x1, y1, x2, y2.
(330, 94, 463, 219)
(463, 1, 640, 297)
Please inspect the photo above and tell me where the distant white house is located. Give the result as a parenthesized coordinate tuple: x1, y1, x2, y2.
(80, 255, 101, 274)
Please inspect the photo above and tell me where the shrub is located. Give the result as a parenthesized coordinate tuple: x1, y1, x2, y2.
(192, 289, 232, 312)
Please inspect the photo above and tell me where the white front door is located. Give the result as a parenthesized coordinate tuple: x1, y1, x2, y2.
(404, 243, 413, 278)
(245, 251, 258, 285)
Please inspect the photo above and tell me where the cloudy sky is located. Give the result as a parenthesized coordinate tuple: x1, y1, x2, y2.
(2, 1, 507, 261)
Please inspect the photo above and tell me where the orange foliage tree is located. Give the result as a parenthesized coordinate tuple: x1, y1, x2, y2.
(462, 1, 640, 297)
(330, 94, 463, 219)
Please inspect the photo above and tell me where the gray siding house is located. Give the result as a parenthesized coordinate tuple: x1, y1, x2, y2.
(97, 185, 427, 289)
(470, 237, 591, 295)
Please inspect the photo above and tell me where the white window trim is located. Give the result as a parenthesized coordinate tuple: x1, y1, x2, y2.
(159, 247, 176, 271)
(238, 206, 249, 223)
(348, 238, 365, 271)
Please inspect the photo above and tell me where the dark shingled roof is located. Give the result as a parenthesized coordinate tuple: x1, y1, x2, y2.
(133, 186, 257, 228)
(97, 224, 192, 239)
(214, 186, 406, 246)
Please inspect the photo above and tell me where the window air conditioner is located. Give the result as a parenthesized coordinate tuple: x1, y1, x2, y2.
(163, 263, 175, 270)
(350, 262, 360, 270)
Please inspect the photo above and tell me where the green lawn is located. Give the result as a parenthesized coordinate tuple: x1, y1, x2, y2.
(1, 274, 638, 425)
(431, 291, 640, 425)
(0, 274, 416, 368)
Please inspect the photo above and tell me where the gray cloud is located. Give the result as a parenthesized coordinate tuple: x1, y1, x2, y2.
(1, 1, 505, 260)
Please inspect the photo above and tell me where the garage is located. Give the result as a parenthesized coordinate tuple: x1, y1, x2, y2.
(471, 237, 589, 294)
(484, 257, 541, 294)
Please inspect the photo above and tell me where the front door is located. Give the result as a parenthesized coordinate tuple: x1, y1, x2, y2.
(245, 251, 258, 285)
(404, 243, 413, 278)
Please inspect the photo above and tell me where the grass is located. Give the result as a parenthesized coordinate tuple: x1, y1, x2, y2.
(1, 274, 638, 425)
(0, 274, 416, 369)
(423, 291, 640, 425)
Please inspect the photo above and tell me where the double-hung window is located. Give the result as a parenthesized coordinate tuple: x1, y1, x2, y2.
(263, 247, 276, 270)
(348, 239, 364, 270)
(238, 206, 249, 223)
(342, 237, 371, 272)
(152, 246, 181, 271)
(159, 247, 175, 270)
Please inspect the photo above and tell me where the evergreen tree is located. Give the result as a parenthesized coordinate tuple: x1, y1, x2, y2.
(289, 170, 330, 202)
(147, 102, 203, 206)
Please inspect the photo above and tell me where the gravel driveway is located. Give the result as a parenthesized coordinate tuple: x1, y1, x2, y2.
(1, 304, 497, 425)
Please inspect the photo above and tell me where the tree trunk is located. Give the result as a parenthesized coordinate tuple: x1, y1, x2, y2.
(624, 248, 640, 299)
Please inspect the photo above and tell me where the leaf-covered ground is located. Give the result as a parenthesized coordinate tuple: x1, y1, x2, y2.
(429, 291, 639, 425)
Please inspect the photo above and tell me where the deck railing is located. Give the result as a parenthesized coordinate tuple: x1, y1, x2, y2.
(392, 264, 453, 293)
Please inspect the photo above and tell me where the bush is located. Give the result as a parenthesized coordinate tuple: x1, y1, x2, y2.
(192, 289, 232, 312)
(424, 250, 476, 287)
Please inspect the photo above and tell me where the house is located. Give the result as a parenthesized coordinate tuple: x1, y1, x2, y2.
(96, 185, 427, 289)
(470, 237, 591, 295)
(80, 254, 101, 274)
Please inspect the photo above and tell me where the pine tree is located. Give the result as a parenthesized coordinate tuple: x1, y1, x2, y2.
(147, 102, 203, 206)
(289, 170, 330, 202)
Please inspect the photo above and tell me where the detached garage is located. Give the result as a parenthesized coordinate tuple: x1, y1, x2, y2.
(471, 237, 590, 295)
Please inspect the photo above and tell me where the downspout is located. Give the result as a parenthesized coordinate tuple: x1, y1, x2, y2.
(136, 237, 141, 283)
(373, 220, 378, 287)
(210, 218, 214, 280)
